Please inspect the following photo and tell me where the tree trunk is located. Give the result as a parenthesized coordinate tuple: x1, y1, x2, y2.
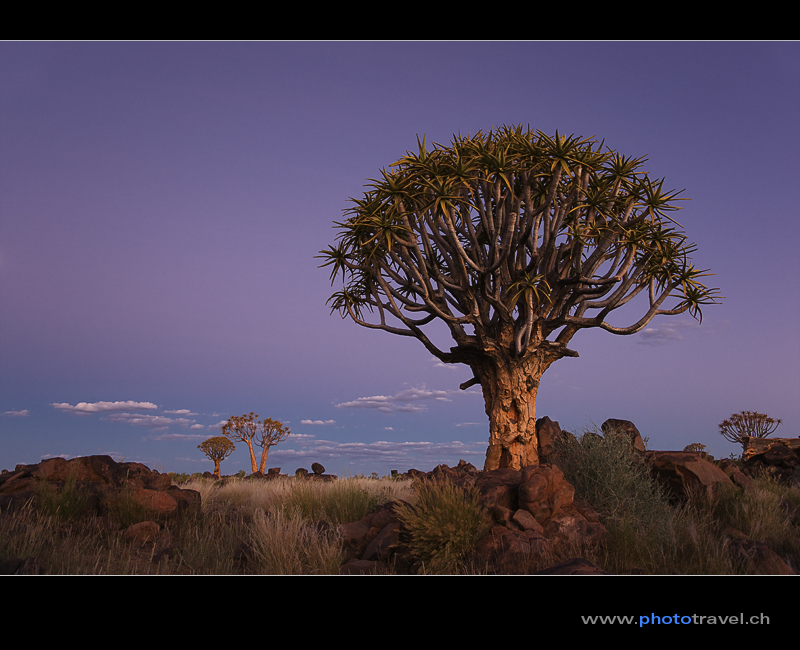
(245, 441, 258, 474)
(258, 446, 269, 474)
(471, 343, 570, 471)
(213, 459, 222, 480)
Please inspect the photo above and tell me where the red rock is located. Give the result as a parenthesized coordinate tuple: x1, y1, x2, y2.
(644, 451, 734, 503)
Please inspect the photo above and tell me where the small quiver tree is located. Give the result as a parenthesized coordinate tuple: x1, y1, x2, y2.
(719, 410, 782, 450)
(198, 436, 236, 480)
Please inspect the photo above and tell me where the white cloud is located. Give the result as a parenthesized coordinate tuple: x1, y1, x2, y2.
(335, 385, 452, 413)
(454, 422, 483, 427)
(3, 409, 29, 417)
(52, 401, 158, 414)
(301, 419, 336, 425)
(165, 409, 197, 415)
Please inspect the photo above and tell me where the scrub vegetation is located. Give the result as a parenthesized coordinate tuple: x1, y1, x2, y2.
(1, 434, 798, 574)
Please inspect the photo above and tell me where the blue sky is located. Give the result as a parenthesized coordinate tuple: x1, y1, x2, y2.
(1, 41, 798, 478)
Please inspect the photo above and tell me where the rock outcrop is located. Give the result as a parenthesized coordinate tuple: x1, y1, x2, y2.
(0, 455, 201, 519)
(741, 440, 799, 484)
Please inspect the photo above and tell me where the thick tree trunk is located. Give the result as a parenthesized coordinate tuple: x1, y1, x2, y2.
(245, 441, 258, 474)
(258, 447, 270, 474)
(213, 459, 222, 480)
(471, 343, 569, 471)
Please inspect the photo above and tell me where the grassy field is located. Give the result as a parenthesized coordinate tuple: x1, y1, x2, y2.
(2, 429, 799, 574)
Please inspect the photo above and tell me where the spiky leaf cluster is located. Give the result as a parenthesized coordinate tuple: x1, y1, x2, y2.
(318, 126, 722, 361)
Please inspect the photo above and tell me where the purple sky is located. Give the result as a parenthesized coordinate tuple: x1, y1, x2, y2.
(1, 41, 798, 478)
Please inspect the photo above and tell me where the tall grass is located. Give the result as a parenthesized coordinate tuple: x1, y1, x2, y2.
(246, 508, 343, 574)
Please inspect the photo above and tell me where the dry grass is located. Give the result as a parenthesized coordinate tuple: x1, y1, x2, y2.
(0, 474, 411, 575)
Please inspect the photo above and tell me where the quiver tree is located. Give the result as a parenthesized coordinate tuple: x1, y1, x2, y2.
(198, 436, 236, 479)
(318, 126, 722, 471)
(719, 410, 782, 447)
(221, 412, 291, 474)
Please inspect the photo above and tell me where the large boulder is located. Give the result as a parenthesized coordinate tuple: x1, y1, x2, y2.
(742, 442, 799, 484)
(643, 451, 734, 504)
(601, 419, 647, 454)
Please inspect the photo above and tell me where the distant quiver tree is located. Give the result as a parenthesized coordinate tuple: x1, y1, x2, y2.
(719, 410, 782, 447)
(198, 436, 236, 479)
(318, 126, 723, 471)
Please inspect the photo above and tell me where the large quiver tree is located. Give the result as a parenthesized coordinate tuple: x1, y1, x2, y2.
(319, 126, 722, 471)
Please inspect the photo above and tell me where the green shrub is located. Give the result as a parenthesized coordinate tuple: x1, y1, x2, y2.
(551, 424, 673, 530)
(549, 423, 678, 572)
(394, 478, 491, 574)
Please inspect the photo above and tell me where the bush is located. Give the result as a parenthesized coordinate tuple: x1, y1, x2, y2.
(394, 478, 491, 574)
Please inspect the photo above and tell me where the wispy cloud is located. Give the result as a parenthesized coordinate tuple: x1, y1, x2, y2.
(301, 419, 336, 425)
(106, 412, 196, 432)
(634, 318, 714, 346)
(265, 432, 486, 470)
(52, 401, 158, 414)
(3, 409, 29, 417)
(151, 432, 209, 441)
(336, 385, 452, 413)
(165, 409, 197, 416)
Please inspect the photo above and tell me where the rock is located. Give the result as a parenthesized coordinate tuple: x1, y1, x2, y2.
(127, 488, 179, 516)
(362, 522, 401, 562)
(644, 451, 734, 504)
(740, 436, 800, 462)
(730, 539, 795, 575)
(743, 444, 799, 484)
(312, 462, 325, 475)
(340, 559, 381, 575)
(534, 558, 609, 575)
(474, 468, 524, 511)
(601, 419, 647, 453)
(123, 521, 161, 545)
(518, 464, 574, 523)
(536, 417, 562, 463)
(472, 525, 553, 574)
(0, 556, 43, 575)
